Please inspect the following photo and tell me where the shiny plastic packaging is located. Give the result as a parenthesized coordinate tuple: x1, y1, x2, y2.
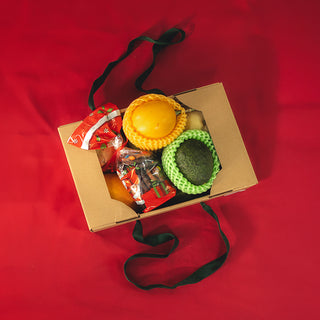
(116, 148, 176, 213)
(67, 103, 123, 172)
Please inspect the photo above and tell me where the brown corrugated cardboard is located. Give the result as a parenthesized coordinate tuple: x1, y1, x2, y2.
(58, 83, 258, 232)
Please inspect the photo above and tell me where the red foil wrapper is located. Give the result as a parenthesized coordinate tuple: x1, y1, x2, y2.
(67, 103, 122, 150)
(67, 103, 123, 172)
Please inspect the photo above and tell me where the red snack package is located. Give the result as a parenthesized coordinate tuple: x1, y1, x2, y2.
(67, 103, 123, 172)
(116, 148, 176, 213)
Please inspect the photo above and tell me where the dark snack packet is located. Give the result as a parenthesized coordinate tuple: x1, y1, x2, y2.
(116, 148, 176, 213)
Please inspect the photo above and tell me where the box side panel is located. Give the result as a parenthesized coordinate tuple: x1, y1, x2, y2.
(58, 123, 138, 231)
(174, 83, 258, 195)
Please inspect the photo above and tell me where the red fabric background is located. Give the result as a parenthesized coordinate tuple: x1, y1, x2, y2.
(1, 1, 319, 319)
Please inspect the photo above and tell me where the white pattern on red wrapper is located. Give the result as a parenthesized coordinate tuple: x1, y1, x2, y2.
(67, 103, 123, 172)
(67, 103, 122, 150)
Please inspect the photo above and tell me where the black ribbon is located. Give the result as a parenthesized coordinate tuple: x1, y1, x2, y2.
(88, 28, 185, 110)
(124, 202, 230, 290)
(88, 28, 230, 289)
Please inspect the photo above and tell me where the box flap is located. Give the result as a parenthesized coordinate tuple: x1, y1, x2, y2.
(58, 122, 138, 231)
(175, 83, 258, 195)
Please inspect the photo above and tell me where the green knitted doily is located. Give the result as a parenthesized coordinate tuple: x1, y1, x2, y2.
(162, 130, 220, 194)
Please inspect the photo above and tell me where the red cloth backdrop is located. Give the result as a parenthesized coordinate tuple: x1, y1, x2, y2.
(1, 0, 319, 319)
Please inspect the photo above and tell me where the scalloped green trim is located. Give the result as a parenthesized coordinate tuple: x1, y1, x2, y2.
(162, 130, 220, 194)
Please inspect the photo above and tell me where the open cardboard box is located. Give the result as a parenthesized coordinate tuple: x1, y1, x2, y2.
(58, 83, 258, 232)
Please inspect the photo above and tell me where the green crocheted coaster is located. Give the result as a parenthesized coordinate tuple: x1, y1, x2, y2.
(162, 130, 220, 194)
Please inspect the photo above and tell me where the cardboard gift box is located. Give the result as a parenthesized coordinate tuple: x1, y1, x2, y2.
(58, 83, 258, 232)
